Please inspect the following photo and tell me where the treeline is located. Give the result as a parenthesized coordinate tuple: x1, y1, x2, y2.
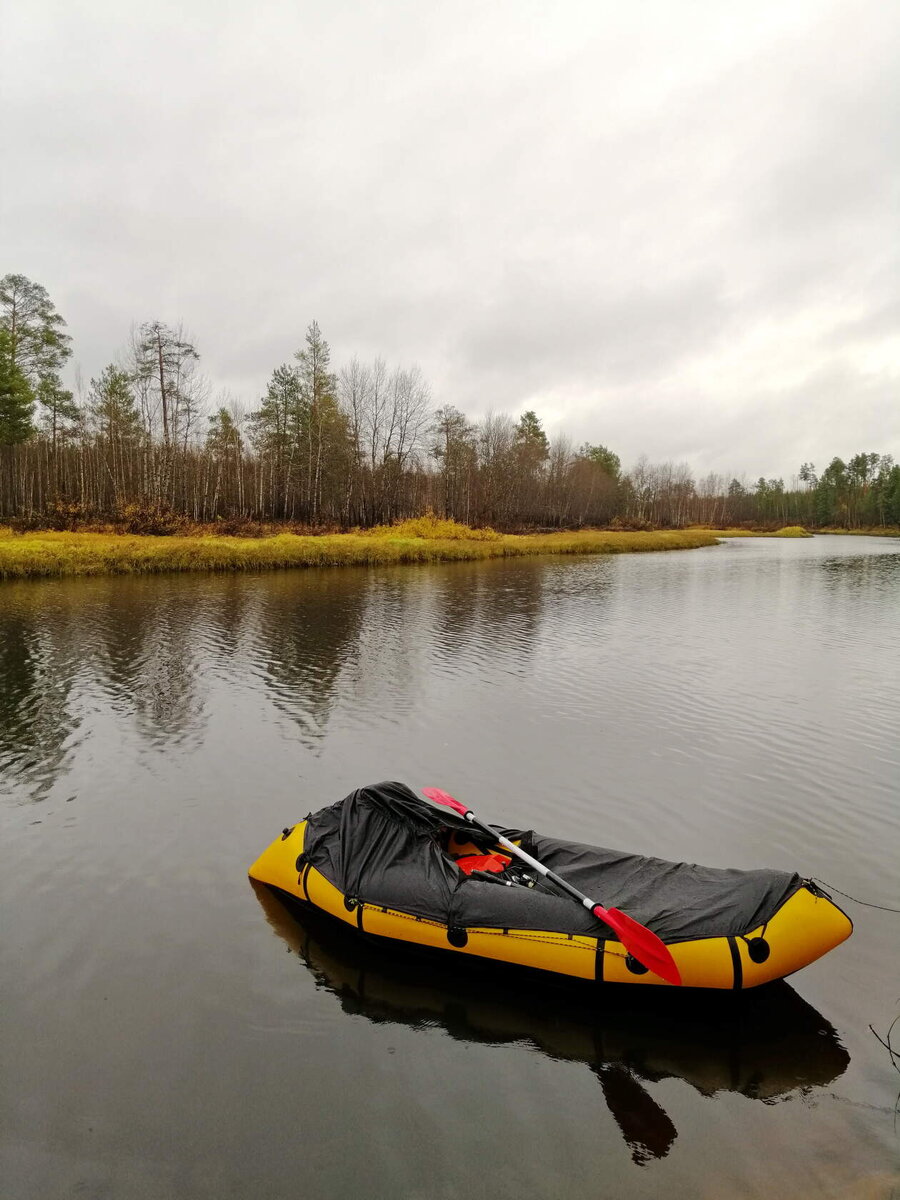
(2, 273, 899, 530)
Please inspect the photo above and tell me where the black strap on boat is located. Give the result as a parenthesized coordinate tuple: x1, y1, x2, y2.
(594, 940, 605, 983)
(727, 935, 743, 990)
(342, 895, 366, 930)
(299, 863, 311, 902)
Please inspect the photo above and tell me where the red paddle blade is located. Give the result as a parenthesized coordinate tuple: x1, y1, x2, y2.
(423, 787, 469, 817)
(595, 905, 682, 986)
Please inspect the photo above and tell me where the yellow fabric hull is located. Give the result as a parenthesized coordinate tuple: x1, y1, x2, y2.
(249, 821, 852, 990)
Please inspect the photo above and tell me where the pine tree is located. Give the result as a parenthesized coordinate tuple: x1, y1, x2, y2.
(577, 442, 621, 479)
(430, 405, 477, 520)
(512, 410, 549, 521)
(38, 374, 80, 453)
(514, 410, 549, 470)
(206, 407, 242, 457)
(249, 364, 301, 517)
(0, 274, 72, 388)
(89, 365, 142, 507)
(206, 407, 244, 517)
(295, 322, 346, 520)
(90, 365, 141, 443)
(0, 328, 35, 445)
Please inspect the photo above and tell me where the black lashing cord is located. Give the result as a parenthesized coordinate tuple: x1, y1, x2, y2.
(811, 877, 900, 914)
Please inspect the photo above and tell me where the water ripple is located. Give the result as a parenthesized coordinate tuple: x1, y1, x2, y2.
(2, 535, 899, 1197)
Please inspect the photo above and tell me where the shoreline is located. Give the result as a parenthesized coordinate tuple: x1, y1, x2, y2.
(698, 526, 900, 538)
(0, 528, 720, 582)
(697, 526, 811, 538)
(815, 526, 900, 538)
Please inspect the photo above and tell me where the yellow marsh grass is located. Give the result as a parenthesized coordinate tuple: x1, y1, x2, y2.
(360, 514, 502, 541)
(0, 527, 719, 581)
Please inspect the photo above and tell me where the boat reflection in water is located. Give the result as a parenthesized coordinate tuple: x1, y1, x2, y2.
(251, 882, 850, 1165)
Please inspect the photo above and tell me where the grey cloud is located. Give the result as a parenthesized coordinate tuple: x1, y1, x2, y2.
(457, 270, 731, 389)
(1, 0, 898, 476)
(831, 297, 900, 347)
(553, 361, 897, 483)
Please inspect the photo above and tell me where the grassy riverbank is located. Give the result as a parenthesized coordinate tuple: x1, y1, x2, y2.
(0, 522, 719, 581)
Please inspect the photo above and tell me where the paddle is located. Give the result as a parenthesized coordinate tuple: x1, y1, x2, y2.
(423, 787, 682, 986)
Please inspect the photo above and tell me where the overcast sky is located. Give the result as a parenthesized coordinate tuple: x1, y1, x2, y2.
(2, 0, 898, 481)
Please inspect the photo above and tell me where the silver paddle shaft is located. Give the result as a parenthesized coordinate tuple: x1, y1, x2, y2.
(465, 813, 602, 914)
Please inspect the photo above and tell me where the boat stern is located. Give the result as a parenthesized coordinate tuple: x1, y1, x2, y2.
(601, 881, 853, 989)
(249, 821, 308, 897)
(736, 882, 853, 989)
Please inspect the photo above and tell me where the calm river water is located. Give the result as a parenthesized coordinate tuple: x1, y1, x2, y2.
(1, 536, 898, 1199)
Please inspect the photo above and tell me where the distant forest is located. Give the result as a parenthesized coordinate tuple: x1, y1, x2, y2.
(2, 274, 898, 531)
